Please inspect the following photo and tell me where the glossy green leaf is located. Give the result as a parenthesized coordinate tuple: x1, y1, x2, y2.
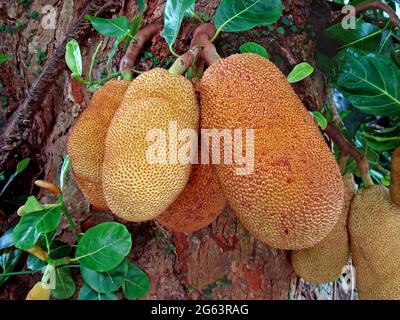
(24, 196, 43, 214)
(0, 53, 11, 65)
(0, 248, 22, 287)
(75, 222, 132, 272)
(26, 254, 47, 271)
(65, 40, 82, 77)
(125, 16, 142, 48)
(49, 241, 72, 260)
(239, 42, 269, 59)
(363, 132, 400, 152)
(81, 260, 127, 294)
(311, 112, 328, 130)
(85, 16, 129, 38)
(287, 62, 314, 83)
(52, 267, 76, 299)
(78, 283, 118, 300)
(0, 228, 14, 250)
(337, 56, 400, 116)
(122, 263, 150, 299)
(214, 0, 282, 33)
(108, 32, 129, 68)
(163, 0, 196, 48)
(13, 206, 62, 250)
(0, 158, 31, 197)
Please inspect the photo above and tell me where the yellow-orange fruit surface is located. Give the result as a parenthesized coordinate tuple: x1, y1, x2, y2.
(291, 174, 354, 283)
(349, 185, 400, 300)
(390, 146, 400, 207)
(156, 164, 226, 232)
(200, 53, 344, 250)
(103, 68, 198, 222)
(67, 80, 130, 209)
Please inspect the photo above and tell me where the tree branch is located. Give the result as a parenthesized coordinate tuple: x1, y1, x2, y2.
(390, 146, 400, 206)
(354, 1, 400, 29)
(190, 23, 221, 66)
(119, 24, 162, 79)
(0, 0, 121, 171)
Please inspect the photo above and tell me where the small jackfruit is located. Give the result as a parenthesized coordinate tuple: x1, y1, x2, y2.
(390, 146, 400, 207)
(200, 53, 344, 250)
(156, 164, 226, 233)
(103, 68, 198, 222)
(291, 174, 355, 284)
(349, 185, 400, 300)
(67, 80, 130, 209)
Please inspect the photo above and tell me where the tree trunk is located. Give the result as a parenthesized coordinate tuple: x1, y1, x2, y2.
(0, 0, 353, 300)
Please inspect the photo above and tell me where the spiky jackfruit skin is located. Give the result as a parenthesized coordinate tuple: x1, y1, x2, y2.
(291, 174, 354, 284)
(390, 146, 400, 207)
(156, 164, 226, 233)
(200, 53, 344, 250)
(103, 68, 198, 222)
(67, 80, 130, 209)
(349, 185, 400, 300)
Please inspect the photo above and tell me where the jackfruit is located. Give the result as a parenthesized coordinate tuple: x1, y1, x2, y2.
(103, 68, 198, 222)
(200, 53, 344, 250)
(349, 185, 400, 300)
(291, 174, 354, 284)
(390, 146, 400, 207)
(156, 164, 226, 232)
(67, 80, 130, 209)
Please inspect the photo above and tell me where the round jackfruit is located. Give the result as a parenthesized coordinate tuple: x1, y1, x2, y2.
(67, 80, 130, 209)
(349, 185, 400, 300)
(156, 164, 226, 233)
(200, 53, 344, 250)
(291, 174, 355, 284)
(103, 68, 198, 222)
(390, 146, 400, 207)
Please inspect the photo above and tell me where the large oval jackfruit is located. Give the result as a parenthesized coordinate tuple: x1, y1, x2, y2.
(291, 174, 354, 284)
(200, 53, 344, 250)
(67, 80, 130, 209)
(349, 185, 400, 300)
(103, 68, 198, 222)
(390, 146, 400, 207)
(156, 164, 226, 233)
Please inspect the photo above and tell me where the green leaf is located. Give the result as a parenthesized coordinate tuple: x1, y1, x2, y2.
(81, 260, 127, 294)
(89, 42, 103, 82)
(214, 0, 282, 33)
(85, 16, 129, 38)
(24, 196, 43, 214)
(78, 283, 118, 300)
(0, 248, 22, 287)
(122, 263, 150, 299)
(0, 228, 14, 250)
(49, 241, 72, 259)
(59, 155, 71, 192)
(0, 158, 30, 197)
(0, 53, 11, 65)
(13, 206, 62, 250)
(337, 56, 400, 116)
(163, 0, 196, 49)
(52, 267, 76, 300)
(239, 42, 269, 59)
(363, 132, 400, 152)
(26, 254, 47, 271)
(65, 40, 82, 77)
(75, 222, 132, 272)
(311, 112, 328, 130)
(125, 16, 142, 48)
(287, 62, 314, 83)
(138, 0, 147, 14)
(108, 32, 129, 69)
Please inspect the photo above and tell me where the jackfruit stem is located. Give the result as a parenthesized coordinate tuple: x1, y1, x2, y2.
(119, 24, 162, 78)
(390, 146, 400, 206)
(168, 46, 201, 75)
(190, 23, 221, 66)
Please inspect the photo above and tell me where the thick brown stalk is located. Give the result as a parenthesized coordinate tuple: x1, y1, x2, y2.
(119, 24, 162, 79)
(390, 146, 400, 206)
(168, 46, 202, 75)
(355, 1, 400, 29)
(190, 23, 221, 66)
(0, 0, 120, 171)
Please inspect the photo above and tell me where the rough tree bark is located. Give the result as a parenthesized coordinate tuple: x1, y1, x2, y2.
(0, 0, 354, 300)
